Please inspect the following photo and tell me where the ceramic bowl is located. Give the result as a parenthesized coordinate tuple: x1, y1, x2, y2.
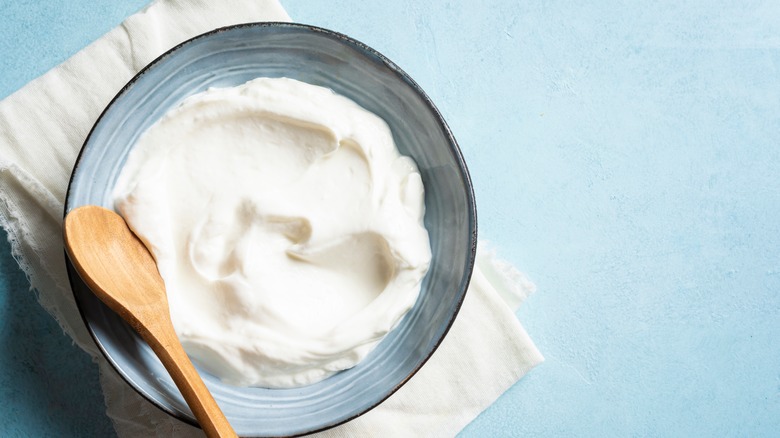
(65, 22, 476, 437)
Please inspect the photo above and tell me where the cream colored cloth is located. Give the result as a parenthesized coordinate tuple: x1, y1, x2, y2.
(0, 0, 543, 436)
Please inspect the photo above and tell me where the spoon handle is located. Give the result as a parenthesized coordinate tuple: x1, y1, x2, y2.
(140, 318, 237, 438)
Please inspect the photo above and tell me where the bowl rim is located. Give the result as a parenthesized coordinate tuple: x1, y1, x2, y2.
(64, 21, 478, 437)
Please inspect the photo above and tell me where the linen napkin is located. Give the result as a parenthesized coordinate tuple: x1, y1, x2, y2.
(0, 0, 543, 436)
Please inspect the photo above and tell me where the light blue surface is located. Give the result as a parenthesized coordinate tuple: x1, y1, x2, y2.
(66, 22, 476, 436)
(1, 0, 779, 436)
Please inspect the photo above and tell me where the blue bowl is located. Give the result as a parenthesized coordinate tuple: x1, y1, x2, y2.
(65, 22, 476, 437)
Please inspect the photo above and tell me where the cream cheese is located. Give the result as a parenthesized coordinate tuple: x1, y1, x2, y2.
(112, 77, 431, 388)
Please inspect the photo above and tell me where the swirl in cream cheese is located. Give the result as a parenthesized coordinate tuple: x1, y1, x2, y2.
(113, 77, 431, 387)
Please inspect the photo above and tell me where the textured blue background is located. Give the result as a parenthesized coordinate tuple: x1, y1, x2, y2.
(1, 0, 779, 436)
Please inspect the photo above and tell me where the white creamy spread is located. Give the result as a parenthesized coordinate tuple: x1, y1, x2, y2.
(112, 77, 431, 388)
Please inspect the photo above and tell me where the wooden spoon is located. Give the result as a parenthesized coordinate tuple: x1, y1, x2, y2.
(64, 205, 237, 438)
